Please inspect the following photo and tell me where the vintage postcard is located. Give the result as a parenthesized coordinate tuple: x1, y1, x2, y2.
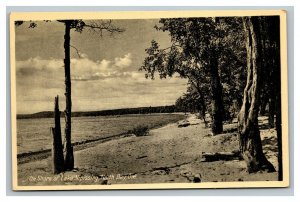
(10, 10, 289, 190)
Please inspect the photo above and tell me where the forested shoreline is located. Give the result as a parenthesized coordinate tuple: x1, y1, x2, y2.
(16, 105, 181, 119)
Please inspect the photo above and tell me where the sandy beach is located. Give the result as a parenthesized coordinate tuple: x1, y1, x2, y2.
(17, 114, 278, 186)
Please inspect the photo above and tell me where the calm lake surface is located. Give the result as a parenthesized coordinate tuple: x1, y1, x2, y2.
(17, 113, 185, 154)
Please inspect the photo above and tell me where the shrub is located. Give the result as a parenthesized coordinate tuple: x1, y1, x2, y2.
(128, 125, 149, 136)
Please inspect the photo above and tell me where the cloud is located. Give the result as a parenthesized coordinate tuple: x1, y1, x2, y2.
(15, 54, 188, 114)
(16, 57, 64, 71)
(114, 53, 132, 68)
(70, 53, 133, 81)
(16, 53, 134, 82)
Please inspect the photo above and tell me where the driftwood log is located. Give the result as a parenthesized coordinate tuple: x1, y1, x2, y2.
(177, 120, 190, 128)
(202, 151, 242, 162)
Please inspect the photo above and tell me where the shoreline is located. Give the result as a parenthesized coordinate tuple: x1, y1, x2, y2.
(17, 113, 187, 164)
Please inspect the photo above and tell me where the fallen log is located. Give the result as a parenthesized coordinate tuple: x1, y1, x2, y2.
(201, 151, 241, 162)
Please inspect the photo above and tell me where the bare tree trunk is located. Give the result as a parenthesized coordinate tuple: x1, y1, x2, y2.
(200, 100, 208, 128)
(268, 97, 275, 128)
(275, 82, 282, 180)
(260, 17, 275, 129)
(259, 20, 269, 117)
(63, 21, 74, 170)
(237, 17, 275, 173)
(259, 93, 268, 116)
(51, 96, 64, 174)
(209, 48, 224, 135)
(275, 90, 282, 180)
(270, 16, 282, 181)
(193, 82, 208, 127)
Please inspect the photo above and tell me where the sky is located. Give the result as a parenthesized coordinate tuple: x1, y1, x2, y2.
(15, 19, 188, 114)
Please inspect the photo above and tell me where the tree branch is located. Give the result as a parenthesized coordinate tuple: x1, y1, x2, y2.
(160, 44, 181, 52)
(70, 45, 81, 58)
(83, 20, 125, 37)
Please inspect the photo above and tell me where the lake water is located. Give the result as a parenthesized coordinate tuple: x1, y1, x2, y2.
(16, 114, 184, 154)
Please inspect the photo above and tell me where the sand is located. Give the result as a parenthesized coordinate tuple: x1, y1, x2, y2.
(17, 114, 278, 186)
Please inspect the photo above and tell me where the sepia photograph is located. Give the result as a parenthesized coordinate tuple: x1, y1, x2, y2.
(10, 10, 289, 190)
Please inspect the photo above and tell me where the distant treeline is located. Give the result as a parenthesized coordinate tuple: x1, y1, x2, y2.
(17, 105, 181, 119)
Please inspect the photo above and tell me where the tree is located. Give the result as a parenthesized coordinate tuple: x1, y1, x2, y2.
(263, 16, 282, 180)
(141, 18, 226, 135)
(218, 18, 247, 122)
(258, 17, 277, 128)
(237, 17, 276, 173)
(271, 16, 282, 181)
(175, 83, 209, 127)
(15, 20, 124, 171)
(188, 80, 209, 126)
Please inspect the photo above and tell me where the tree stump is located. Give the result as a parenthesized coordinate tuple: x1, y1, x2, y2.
(51, 96, 64, 174)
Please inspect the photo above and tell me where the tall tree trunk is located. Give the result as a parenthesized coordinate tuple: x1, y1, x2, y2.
(268, 96, 275, 128)
(192, 81, 208, 127)
(63, 21, 74, 170)
(259, 20, 269, 117)
(259, 92, 268, 116)
(260, 17, 275, 128)
(270, 16, 282, 181)
(209, 48, 224, 135)
(275, 74, 282, 180)
(199, 96, 208, 128)
(237, 17, 275, 173)
(275, 81, 282, 181)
